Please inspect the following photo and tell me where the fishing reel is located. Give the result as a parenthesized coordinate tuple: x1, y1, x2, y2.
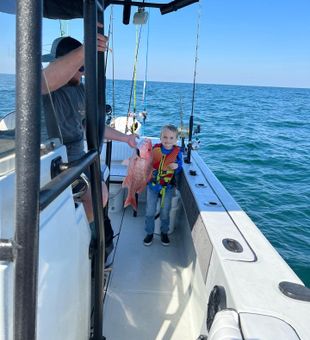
(178, 126, 189, 150)
(178, 126, 189, 139)
(105, 104, 113, 125)
(179, 123, 201, 154)
(130, 122, 139, 133)
(194, 124, 201, 134)
(138, 110, 147, 123)
(192, 137, 201, 150)
(126, 112, 139, 134)
(192, 124, 201, 150)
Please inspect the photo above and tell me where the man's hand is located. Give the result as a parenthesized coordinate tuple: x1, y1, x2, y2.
(127, 134, 138, 148)
(97, 23, 109, 52)
(97, 32, 108, 52)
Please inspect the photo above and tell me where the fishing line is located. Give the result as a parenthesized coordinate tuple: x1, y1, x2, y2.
(126, 24, 143, 133)
(58, 20, 68, 37)
(42, 65, 63, 143)
(140, 9, 150, 135)
(133, 26, 138, 117)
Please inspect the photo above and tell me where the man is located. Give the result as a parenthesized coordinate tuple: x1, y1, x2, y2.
(42, 34, 136, 257)
(42, 34, 136, 163)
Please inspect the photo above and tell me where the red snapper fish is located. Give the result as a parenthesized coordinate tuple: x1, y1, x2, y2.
(122, 138, 153, 211)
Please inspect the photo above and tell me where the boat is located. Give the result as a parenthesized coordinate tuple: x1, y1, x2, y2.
(0, 0, 310, 339)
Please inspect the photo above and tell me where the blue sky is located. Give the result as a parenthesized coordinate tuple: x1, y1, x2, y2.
(1, 0, 310, 88)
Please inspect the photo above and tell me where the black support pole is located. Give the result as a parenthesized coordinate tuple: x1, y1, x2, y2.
(84, 1, 106, 339)
(98, 2, 106, 151)
(14, 0, 42, 339)
(98, 0, 112, 197)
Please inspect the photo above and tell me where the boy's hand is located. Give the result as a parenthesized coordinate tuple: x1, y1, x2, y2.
(167, 163, 178, 170)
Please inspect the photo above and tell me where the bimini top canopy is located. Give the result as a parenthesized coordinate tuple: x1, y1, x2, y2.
(0, 0, 198, 19)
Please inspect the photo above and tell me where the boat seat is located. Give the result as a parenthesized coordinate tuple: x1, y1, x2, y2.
(101, 141, 133, 183)
(112, 116, 142, 135)
(108, 162, 128, 182)
(208, 310, 243, 340)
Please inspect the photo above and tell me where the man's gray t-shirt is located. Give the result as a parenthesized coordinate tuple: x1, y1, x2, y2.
(43, 83, 85, 162)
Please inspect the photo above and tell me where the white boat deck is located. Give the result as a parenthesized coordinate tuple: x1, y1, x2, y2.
(103, 203, 201, 340)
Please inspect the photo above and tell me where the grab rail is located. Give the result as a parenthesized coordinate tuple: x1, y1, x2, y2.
(39, 150, 97, 210)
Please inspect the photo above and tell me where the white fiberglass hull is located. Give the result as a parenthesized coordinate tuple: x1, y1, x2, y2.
(0, 138, 309, 339)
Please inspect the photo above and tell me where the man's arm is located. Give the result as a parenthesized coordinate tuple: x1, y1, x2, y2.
(42, 46, 84, 94)
(41, 32, 108, 95)
(104, 125, 137, 148)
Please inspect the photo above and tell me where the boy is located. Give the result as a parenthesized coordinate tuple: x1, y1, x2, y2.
(144, 124, 183, 246)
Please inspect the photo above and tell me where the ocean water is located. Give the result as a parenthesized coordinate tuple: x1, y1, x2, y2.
(1, 74, 309, 286)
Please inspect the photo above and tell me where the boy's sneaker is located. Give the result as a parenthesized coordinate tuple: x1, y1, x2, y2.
(161, 233, 170, 246)
(143, 234, 153, 246)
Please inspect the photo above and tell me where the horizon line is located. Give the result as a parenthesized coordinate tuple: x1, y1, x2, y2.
(0, 72, 309, 90)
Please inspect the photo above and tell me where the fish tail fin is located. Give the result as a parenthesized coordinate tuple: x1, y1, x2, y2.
(122, 176, 130, 188)
(124, 195, 137, 211)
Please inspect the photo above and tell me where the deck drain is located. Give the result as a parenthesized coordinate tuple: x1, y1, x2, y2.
(222, 238, 243, 253)
(195, 183, 207, 188)
(204, 201, 221, 207)
(189, 170, 197, 176)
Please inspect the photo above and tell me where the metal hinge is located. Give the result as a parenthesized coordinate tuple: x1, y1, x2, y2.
(0, 239, 18, 262)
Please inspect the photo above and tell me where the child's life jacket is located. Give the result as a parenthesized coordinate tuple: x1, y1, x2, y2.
(149, 143, 181, 205)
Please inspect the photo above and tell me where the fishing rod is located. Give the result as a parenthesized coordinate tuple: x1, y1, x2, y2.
(178, 96, 186, 150)
(133, 25, 139, 130)
(125, 24, 143, 134)
(185, 2, 201, 164)
(140, 9, 150, 135)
